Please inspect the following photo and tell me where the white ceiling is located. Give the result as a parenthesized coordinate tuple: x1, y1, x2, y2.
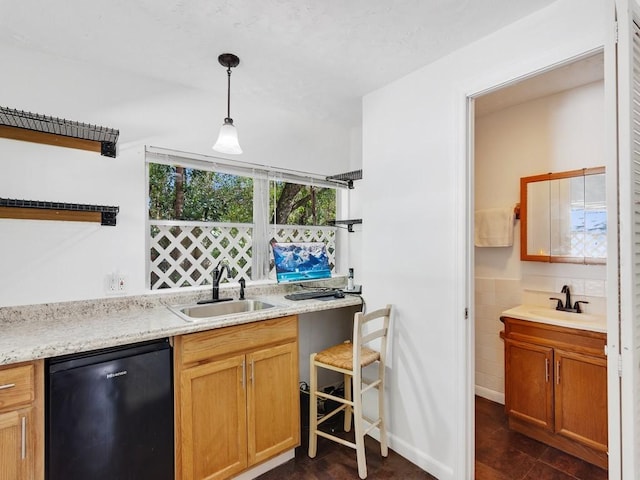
(475, 51, 605, 116)
(0, 0, 558, 128)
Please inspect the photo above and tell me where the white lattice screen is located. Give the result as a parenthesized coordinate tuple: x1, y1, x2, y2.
(571, 232, 607, 259)
(149, 220, 337, 289)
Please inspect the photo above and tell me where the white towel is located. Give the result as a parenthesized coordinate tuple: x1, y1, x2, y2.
(475, 208, 515, 247)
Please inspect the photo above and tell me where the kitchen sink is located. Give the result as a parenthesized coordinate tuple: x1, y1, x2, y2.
(169, 299, 277, 322)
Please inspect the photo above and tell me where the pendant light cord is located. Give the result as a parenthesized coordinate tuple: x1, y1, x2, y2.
(226, 67, 232, 120)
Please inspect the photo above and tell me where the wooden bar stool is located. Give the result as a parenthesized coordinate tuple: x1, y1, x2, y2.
(308, 305, 392, 479)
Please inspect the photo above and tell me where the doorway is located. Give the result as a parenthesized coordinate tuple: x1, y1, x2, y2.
(470, 51, 610, 475)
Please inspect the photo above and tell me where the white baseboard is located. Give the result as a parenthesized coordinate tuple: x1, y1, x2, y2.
(387, 432, 454, 480)
(231, 450, 295, 480)
(474, 385, 504, 404)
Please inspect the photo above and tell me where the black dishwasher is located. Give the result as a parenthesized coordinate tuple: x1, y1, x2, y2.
(46, 338, 174, 480)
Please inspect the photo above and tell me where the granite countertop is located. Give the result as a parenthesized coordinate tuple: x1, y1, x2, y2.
(0, 281, 362, 365)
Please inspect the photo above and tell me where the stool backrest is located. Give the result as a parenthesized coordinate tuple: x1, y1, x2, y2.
(353, 305, 392, 368)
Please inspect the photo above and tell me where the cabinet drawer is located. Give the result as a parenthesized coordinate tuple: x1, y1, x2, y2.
(502, 317, 606, 357)
(179, 315, 298, 366)
(0, 363, 34, 411)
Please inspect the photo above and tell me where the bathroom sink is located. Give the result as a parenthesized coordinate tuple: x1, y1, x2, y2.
(527, 308, 600, 322)
(501, 304, 606, 332)
(169, 299, 276, 322)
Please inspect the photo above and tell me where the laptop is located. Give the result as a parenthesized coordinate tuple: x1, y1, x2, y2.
(271, 242, 332, 283)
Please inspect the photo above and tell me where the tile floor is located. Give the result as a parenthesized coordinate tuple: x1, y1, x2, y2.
(475, 396, 608, 480)
(256, 396, 608, 479)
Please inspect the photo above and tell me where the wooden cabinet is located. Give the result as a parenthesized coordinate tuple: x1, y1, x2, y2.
(504, 339, 553, 431)
(0, 361, 44, 480)
(174, 316, 300, 480)
(502, 317, 607, 469)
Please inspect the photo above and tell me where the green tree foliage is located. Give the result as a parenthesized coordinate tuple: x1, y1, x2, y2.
(148, 164, 253, 222)
(149, 164, 335, 225)
(271, 181, 336, 226)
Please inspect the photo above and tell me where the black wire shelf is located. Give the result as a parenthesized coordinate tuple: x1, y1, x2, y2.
(0, 106, 119, 157)
(0, 198, 119, 226)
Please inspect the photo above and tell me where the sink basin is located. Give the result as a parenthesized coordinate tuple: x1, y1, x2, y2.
(501, 304, 606, 332)
(170, 299, 276, 322)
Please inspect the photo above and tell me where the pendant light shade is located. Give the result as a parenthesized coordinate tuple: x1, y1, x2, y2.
(213, 53, 242, 155)
(213, 118, 242, 154)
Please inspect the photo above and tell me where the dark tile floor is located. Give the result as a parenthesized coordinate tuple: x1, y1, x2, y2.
(475, 396, 608, 480)
(256, 396, 609, 479)
(256, 415, 436, 480)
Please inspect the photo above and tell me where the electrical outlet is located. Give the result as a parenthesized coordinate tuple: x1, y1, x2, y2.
(105, 273, 118, 294)
(117, 274, 127, 293)
(105, 272, 127, 294)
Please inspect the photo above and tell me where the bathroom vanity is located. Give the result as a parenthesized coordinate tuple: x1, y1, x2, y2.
(500, 306, 607, 469)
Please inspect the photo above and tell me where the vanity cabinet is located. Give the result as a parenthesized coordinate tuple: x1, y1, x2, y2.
(502, 317, 607, 469)
(0, 361, 44, 480)
(174, 315, 300, 480)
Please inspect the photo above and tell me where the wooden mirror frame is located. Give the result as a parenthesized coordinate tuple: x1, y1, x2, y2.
(520, 166, 606, 264)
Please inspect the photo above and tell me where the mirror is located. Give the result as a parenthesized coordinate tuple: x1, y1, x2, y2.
(520, 167, 606, 263)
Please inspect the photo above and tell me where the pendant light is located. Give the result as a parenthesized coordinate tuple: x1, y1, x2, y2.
(213, 53, 242, 154)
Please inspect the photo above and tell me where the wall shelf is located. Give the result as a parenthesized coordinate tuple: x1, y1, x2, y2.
(329, 218, 362, 232)
(326, 169, 362, 189)
(0, 198, 119, 226)
(327, 170, 362, 231)
(0, 107, 119, 157)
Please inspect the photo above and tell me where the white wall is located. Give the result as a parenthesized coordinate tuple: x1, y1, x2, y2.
(361, 0, 606, 478)
(474, 81, 606, 402)
(0, 43, 360, 307)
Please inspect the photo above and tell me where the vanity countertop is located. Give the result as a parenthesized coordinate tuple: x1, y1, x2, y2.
(0, 287, 362, 366)
(501, 304, 606, 334)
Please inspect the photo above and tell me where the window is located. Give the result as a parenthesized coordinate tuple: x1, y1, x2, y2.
(146, 148, 340, 290)
(270, 180, 335, 226)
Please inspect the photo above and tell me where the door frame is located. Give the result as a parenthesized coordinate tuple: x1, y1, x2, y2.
(456, 43, 622, 478)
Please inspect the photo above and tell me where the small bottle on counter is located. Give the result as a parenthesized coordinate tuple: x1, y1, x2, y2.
(347, 268, 354, 291)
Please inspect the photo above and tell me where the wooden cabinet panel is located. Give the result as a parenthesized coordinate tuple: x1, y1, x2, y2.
(0, 408, 33, 480)
(554, 349, 607, 452)
(247, 342, 300, 465)
(180, 355, 248, 480)
(179, 316, 297, 365)
(175, 315, 300, 480)
(0, 364, 34, 411)
(505, 339, 553, 430)
(0, 361, 42, 480)
(502, 317, 608, 469)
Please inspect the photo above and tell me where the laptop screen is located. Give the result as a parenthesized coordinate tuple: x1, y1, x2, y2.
(271, 242, 332, 283)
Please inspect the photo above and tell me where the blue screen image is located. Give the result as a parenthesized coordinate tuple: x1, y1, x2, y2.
(272, 242, 332, 283)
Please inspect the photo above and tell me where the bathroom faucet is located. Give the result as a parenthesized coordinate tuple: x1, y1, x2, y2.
(561, 285, 571, 311)
(548, 285, 588, 313)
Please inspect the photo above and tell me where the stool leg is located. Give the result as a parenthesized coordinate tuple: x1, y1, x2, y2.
(308, 353, 318, 458)
(378, 362, 388, 457)
(343, 373, 352, 432)
(354, 371, 367, 479)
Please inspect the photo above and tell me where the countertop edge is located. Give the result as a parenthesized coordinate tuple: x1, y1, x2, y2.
(0, 287, 363, 366)
(500, 305, 607, 334)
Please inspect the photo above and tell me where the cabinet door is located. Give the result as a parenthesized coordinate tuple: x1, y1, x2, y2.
(554, 349, 608, 452)
(505, 339, 554, 430)
(180, 354, 248, 480)
(247, 342, 300, 465)
(0, 408, 32, 480)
